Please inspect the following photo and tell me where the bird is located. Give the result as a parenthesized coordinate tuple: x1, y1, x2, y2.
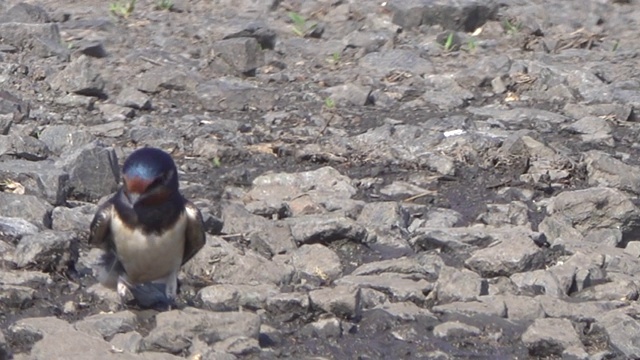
(89, 147, 205, 307)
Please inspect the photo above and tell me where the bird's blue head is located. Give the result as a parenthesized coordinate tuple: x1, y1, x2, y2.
(121, 147, 179, 206)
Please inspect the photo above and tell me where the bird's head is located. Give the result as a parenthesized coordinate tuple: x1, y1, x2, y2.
(121, 147, 179, 206)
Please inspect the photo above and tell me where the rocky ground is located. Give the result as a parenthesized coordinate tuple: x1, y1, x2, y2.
(3, 0, 640, 359)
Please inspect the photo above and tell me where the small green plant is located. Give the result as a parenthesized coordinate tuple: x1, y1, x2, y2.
(212, 156, 221, 168)
(502, 19, 522, 35)
(288, 11, 316, 37)
(612, 39, 620, 52)
(465, 37, 477, 52)
(110, 0, 136, 18)
(443, 32, 455, 52)
(327, 51, 341, 65)
(324, 97, 336, 109)
(156, 0, 173, 11)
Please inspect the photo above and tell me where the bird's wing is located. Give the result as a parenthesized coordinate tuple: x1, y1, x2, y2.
(89, 200, 114, 251)
(183, 201, 206, 264)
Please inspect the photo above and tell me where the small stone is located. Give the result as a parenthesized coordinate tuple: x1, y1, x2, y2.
(74, 311, 137, 338)
(0, 193, 53, 229)
(433, 321, 482, 338)
(48, 55, 106, 97)
(115, 87, 152, 110)
(273, 243, 343, 282)
(56, 142, 119, 201)
(521, 318, 583, 357)
(309, 285, 362, 319)
(14, 230, 78, 272)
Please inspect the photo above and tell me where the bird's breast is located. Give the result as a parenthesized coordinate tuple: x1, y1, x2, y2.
(111, 212, 187, 284)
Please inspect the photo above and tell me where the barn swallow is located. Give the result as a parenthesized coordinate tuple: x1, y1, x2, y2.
(89, 147, 205, 307)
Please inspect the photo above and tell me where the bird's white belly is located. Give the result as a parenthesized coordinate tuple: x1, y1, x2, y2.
(111, 214, 187, 284)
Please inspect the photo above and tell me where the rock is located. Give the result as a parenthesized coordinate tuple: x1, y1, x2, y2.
(0, 193, 53, 229)
(37, 125, 95, 156)
(372, 301, 438, 323)
(477, 201, 530, 227)
(75, 40, 108, 58)
(359, 50, 433, 76)
(0, 23, 67, 59)
(584, 151, 640, 195)
(115, 86, 152, 110)
(98, 103, 134, 122)
(351, 254, 442, 280)
(538, 295, 624, 322)
(196, 77, 277, 111)
(0, 284, 35, 308)
(220, 202, 296, 257)
(0, 215, 39, 240)
(357, 201, 411, 234)
(0, 159, 69, 205)
(309, 285, 362, 319)
(248, 166, 359, 216)
(545, 187, 640, 241)
(0, 329, 9, 359)
(110, 331, 144, 353)
(432, 296, 507, 318)
(48, 55, 106, 97)
(286, 214, 367, 245)
(183, 236, 294, 286)
(336, 273, 433, 304)
(387, 0, 498, 30)
(247, 223, 296, 258)
(510, 269, 566, 297)
(212, 336, 260, 356)
(8, 316, 180, 359)
(0, 269, 50, 287)
(0, 2, 51, 23)
(211, 37, 264, 75)
(432, 321, 481, 339)
(265, 292, 310, 322)
(198, 283, 279, 311)
(56, 142, 119, 201)
(74, 311, 138, 338)
(566, 116, 613, 146)
(521, 318, 584, 358)
(300, 318, 342, 339)
(14, 230, 78, 272)
(273, 243, 343, 282)
(598, 309, 640, 358)
(500, 295, 546, 321)
(435, 267, 486, 303)
(0, 134, 51, 160)
(464, 227, 547, 277)
(144, 307, 260, 354)
(135, 66, 199, 93)
(321, 83, 371, 107)
(572, 279, 639, 301)
(51, 204, 96, 232)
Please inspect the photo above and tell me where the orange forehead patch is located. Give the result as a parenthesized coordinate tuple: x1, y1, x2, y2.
(124, 176, 152, 194)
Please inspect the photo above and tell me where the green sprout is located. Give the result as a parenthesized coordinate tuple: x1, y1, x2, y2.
(502, 19, 522, 35)
(466, 37, 477, 52)
(212, 156, 221, 168)
(327, 51, 341, 65)
(110, 0, 136, 18)
(443, 32, 455, 51)
(324, 97, 335, 109)
(156, 0, 173, 11)
(288, 11, 316, 37)
(612, 40, 620, 52)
